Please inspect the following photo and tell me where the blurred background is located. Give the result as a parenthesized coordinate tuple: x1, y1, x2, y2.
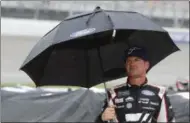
(1, 1, 189, 89)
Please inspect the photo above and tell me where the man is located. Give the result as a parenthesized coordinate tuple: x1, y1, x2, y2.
(96, 46, 175, 123)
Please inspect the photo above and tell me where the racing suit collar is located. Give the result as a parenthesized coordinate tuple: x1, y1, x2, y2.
(126, 77, 148, 88)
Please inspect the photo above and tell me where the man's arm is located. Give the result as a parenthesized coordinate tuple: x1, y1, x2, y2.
(95, 88, 118, 123)
(95, 98, 108, 123)
(157, 93, 175, 122)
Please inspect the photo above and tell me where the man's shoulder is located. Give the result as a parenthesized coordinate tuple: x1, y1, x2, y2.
(147, 83, 166, 90)
(147, 84, 166, 98)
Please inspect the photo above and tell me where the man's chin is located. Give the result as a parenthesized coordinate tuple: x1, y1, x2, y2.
(128, 73, 140, 78)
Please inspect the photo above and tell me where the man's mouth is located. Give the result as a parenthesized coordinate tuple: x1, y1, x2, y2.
(130, 66, 137, 70)
(129, 68, 136, 72)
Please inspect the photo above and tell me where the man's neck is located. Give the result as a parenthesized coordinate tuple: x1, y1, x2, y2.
(127, 76, 146, 86)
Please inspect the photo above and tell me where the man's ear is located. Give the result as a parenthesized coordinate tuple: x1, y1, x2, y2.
(145, 61, 150, 71)
(124, 60, 127, 66)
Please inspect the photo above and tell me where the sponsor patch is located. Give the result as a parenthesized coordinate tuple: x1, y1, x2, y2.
(115, 98, 124, 104)
(141, 90, 155, 96)
(116, 105, 125, 109)
(125, 113, 151, 122)
(139, 98, 149, 101)
(125, 96, 134, 102)
(142, 106, 156, 111)
(118, 91, 130, 97)
(150, 101, 159, 106)
(138, 98, 149, 104)
(138, 100, 149, 104)
(126, 103, 133, 109)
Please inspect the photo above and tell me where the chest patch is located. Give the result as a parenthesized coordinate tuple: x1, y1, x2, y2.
(117, 90, 130, 97)
(141, 90, 155, 96)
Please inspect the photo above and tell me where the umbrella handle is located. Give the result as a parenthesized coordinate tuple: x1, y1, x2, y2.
(103, 82, 118, 123)
(103, 82, 111, 123)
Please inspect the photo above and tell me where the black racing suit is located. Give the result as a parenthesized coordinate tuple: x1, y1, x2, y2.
(96, 81, 175, 123)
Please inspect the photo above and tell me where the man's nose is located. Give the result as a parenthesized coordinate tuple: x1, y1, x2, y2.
(129, 61, 135, 66)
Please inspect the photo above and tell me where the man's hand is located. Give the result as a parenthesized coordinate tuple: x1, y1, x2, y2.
(101, 105, 116, 121)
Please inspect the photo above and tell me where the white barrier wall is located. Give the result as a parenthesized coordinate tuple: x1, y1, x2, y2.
(1, 18, 60, 84)
(1, 18, 189, 86)
(1, 18, 60, 37)
(1, 18, 189, 41)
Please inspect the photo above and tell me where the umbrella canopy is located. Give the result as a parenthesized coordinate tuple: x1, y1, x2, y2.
(20, 7, 180, 87)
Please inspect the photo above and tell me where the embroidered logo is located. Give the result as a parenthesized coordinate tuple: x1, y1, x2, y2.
(141, 90, 155, 96)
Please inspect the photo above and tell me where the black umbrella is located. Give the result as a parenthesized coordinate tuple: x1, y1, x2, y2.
(20, 7, 179, 88)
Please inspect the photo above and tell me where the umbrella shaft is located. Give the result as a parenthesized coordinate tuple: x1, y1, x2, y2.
(103, 82, 109, 103)
(85, 50, 89, 88)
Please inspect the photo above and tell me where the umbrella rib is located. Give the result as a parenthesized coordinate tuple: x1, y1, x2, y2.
(38, 23, 63, 85)
(86, 6, 101, 26)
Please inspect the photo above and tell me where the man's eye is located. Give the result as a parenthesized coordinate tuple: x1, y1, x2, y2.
(135, 58, 140, 61)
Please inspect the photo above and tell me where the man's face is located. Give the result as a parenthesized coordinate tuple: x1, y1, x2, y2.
(125, 56, 149, 78)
